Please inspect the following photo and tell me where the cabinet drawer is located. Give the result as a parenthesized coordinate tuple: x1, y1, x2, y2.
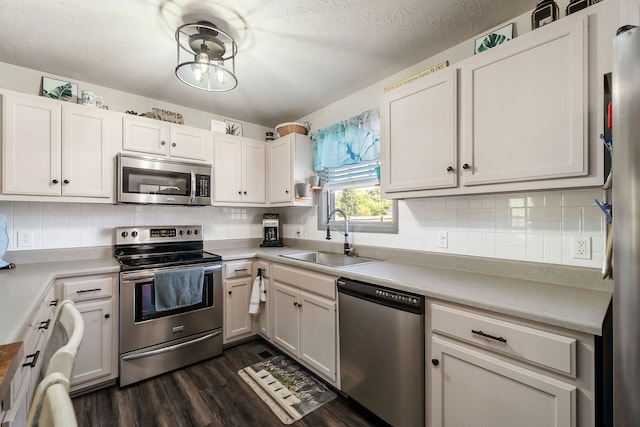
(225, 260, 252, 279)
(62, 275, 113, 302)
(272, 264, 336, 300)
(431, 303, 576, 376)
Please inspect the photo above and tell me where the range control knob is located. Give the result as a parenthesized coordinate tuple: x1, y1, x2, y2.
(131, 231, 138, 238)
(194, 229, 199, 235)
(187, 230, 192, 235)
(179, 230, 184, 235)
(121, 231, 128, 238)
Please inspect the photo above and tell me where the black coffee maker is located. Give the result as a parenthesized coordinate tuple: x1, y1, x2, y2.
(260, 213, 283, 247)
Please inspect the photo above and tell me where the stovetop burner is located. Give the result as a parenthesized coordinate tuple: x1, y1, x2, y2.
(114, 225, 222, 271)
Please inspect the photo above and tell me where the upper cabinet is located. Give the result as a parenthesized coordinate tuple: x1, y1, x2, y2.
(267, 133, 314, 206)
(460, 17, 587, 186)
(2, 91, 114, 200)
(122, 115, 212, 163)
(380, 66, 457, 193)
(381, 4, 615, 199)
(213, 134, 266, 205)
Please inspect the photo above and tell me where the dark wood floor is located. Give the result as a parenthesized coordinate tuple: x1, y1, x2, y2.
(72, 339, 388, 426)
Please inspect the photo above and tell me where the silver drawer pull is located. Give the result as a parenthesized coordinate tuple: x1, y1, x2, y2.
(76, 288, 102, 294)
(471, 329, 507, 343)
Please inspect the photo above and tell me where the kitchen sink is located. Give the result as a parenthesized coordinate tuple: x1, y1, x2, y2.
(280, 251, 379, 267)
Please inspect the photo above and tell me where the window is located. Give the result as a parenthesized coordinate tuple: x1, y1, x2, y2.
(317, 161, 398, 234)
(312, 108, 397, 234)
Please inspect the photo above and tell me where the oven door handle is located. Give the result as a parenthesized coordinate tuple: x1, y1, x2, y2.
(121, 331, 221, 361)
(190, 170, 196, 204)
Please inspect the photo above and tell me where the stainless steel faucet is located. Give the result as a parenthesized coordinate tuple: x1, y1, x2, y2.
(326, 208, 353, 255)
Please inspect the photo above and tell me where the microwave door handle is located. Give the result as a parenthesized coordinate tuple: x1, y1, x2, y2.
(190, 170, 196, 203)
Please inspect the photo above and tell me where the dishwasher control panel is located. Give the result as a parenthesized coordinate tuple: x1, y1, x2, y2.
(338, 278, 424, 313)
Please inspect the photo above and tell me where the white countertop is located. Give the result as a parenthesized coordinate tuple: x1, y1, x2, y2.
(214, 246, 612, 336)
(0, 245, 612, 347)
(0, 258, 120, 344)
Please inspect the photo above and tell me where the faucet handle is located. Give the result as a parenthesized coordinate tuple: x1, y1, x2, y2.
(326, 226, 332, 240)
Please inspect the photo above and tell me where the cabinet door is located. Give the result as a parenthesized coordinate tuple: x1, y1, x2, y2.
(170, 126, 212, 162)
(61, 105, 111, 198)
(242, 139, 266, 203)
(430, 336, 576, 427)
(267, 137, 293, 203)
(272, 282, 300, 355)
(460, 17, 587, 186)
(122, 116, 169, 155)
(2, 93, 61, 195)
(381, 66, 457, 193)
(257, 277, 271, 338)
(213, 135, 242, 202)
(299, 291, 336, 381)
(71, 299, 113, 387)
(224, 276, 253, 343)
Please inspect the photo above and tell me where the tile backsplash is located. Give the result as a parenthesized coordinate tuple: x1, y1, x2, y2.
(0, 188, 607, 269)
(288, 188, 607, 269)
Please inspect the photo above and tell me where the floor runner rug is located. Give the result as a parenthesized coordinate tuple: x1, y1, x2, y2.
(238, 354, 337, 424)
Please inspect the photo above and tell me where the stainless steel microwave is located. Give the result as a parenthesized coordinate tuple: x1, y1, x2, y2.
(116, 154, 211, 206)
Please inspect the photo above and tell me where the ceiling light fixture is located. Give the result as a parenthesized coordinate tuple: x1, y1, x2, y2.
(175, 21, 238, 92)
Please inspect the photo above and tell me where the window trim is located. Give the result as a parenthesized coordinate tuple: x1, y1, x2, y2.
(316, 186, 398, 234)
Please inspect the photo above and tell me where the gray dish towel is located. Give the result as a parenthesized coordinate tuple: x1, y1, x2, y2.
(154, 267, 204, 311)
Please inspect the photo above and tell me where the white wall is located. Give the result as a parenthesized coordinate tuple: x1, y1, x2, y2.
(289, 1, 613, 269)
(0, 62, 272, 140)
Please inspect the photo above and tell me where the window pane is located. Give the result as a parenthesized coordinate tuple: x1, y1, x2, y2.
(334, 186, 393, 224)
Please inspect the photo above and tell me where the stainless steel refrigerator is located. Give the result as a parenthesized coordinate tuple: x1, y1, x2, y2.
(612, 25, 640, 426)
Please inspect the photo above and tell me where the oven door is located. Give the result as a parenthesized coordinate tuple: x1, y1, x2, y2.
(119, 263, 222, 354)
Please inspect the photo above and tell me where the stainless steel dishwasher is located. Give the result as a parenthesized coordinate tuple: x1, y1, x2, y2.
(338, 277, 425, 427)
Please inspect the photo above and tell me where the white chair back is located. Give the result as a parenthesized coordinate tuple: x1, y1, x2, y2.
(26, 300, 84, 427)
(26, 372, 78, 427)
(43, 300, 85, 382)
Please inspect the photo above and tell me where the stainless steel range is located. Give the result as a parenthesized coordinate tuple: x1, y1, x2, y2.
(115, 225, 223, 386)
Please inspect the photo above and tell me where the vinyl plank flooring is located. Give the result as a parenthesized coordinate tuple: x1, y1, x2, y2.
(73, 339, 388, 427)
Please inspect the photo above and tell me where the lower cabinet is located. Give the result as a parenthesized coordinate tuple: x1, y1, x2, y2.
(271, 264, 338, 385)
(2, 286, 57, 427)
(223, 260, 255, 344)
(254, 260, 271, 339)
(58, 273, 118, 393)
(428, 301, 596, 427)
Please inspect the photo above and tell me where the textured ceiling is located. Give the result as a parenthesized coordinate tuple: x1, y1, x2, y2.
(0, 0, 534, 127)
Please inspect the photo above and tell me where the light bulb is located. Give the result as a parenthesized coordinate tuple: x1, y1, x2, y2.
(216, 61, 225, 84)
(192, 51, 210, 82)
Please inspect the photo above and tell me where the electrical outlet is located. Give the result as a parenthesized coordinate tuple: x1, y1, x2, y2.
(17, 230, 33, 247)
(573, 237, 591, 259)
(437, 231, 448, 249)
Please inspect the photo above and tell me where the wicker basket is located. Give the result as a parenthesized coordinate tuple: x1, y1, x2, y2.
(276, 122, 310, 137)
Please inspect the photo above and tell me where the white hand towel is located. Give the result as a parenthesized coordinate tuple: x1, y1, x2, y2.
(259, 276, 266, 302)
(249, 275, 261, 314)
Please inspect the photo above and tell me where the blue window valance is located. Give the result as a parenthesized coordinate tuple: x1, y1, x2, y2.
(311, 109, 380, 172)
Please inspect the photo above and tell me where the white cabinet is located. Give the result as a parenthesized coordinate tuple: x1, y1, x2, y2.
(122, 115, 212, 163)
(381, 5, 615, 198)
(255, 260, 271, 339)
(380, 66, 457, 194)
(223, 260, 255, 343)
(59, 273, 118, 392)
(459, 17, 587, 187)
(271, 264, 338, 384)
(428, 301, 597, 427)
(267, 133, 314, 206)
(431, 336, 576, 427)
(213, 135, 265, 204)
(2, 91, 113, 199)
(2, 285, 57, 427)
